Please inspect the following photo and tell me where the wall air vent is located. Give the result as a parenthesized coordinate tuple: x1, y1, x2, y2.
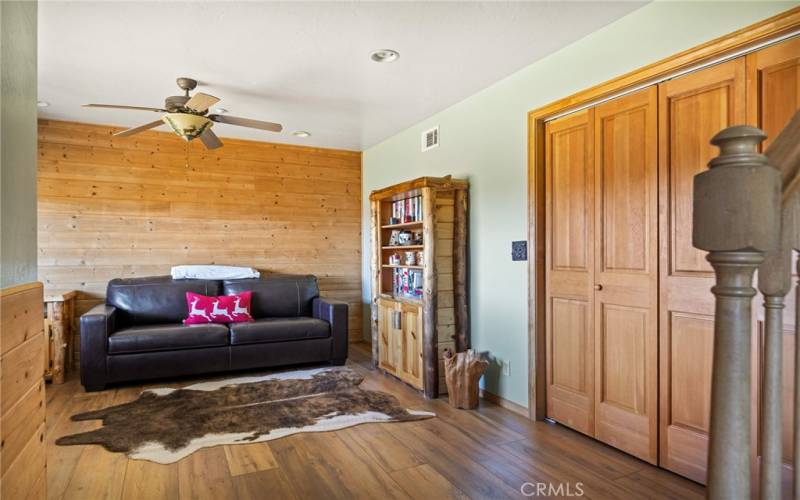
(421, 126, 439, 152)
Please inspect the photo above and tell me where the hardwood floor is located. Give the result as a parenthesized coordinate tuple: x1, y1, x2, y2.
(46, 343, 705, 499)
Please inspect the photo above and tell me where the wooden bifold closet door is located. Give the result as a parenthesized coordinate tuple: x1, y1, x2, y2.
(545, 87, 659, 464)
(657, 58, 746, 482)
(543, 34, 800, 483)
(593, 87, 659, 464)
(545, 109, 595, 437)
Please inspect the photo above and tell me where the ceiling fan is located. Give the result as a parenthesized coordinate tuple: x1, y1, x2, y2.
(83, 77, 283, 149)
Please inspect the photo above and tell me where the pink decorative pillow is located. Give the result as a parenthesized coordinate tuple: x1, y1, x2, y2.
(184, 291, 253, 324)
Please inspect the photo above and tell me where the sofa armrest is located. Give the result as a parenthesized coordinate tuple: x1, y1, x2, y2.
(313, 297, 348, 362)
(79, 304, 117, 390)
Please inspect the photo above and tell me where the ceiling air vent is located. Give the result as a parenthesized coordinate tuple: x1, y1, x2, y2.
(421, 126, 439, 152)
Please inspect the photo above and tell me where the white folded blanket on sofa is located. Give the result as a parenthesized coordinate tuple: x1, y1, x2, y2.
(170, 265, 260, 280)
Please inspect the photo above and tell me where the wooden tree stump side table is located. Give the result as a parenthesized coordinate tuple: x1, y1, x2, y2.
(44, 290, 77, 384)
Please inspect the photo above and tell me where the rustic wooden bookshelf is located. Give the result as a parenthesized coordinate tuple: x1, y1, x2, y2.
(369, 175, 469, 398)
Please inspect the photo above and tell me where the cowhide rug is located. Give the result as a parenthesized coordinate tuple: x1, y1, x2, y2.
(56, 367, 434, 464)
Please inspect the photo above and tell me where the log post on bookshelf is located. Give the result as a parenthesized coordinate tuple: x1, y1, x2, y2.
(369, 176, 469, 399)
(422, 186, 439, 398)
(454, 187, 469, 352)
(370, 199, 381, 367)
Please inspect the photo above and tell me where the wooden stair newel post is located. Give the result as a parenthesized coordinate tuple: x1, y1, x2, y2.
(757, 205, 794, 500)
(795, 254, 800, 500)
(693, 126, 781, 500)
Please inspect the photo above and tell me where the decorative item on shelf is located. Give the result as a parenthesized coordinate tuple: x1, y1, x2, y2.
(416, 251, 424, 266)
(388, 230, 401, 246)
(389, 217, 400, 225)
(397, 230, 413, 245)
(388, 253, 401, 266)
(404, 251, 416, 266)
(442, 349, 489, 409)
(411, 229, 423, 245)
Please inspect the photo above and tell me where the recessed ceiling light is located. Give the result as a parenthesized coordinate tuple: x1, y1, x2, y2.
(37, 101, 50, 108)
(293, 131, 311, 138)
(370, 49, 399, 63)
(212, 107, 228, 114)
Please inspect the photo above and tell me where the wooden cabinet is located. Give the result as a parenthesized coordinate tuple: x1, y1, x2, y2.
(542, 34, 800, 482)
(377, 298, 424, 388)
(0, 282, 46, 500)
(370, 176, 469, 397)
(657, 58, 746, 482)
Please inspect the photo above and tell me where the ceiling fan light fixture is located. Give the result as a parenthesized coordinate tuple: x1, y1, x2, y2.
(37, 101, 50, 107)
(162, 113, 212, 141)
(292, 130, 311, 138)
(370, 49, 399, 63)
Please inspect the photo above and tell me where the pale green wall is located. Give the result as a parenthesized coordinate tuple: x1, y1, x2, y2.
(1, 1, 38, 288)
(362, 1, 797, 407)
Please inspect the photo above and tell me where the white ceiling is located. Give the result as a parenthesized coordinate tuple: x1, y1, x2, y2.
(38, 1, 644, 151)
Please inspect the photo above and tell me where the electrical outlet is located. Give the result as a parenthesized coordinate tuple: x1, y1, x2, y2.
(502, 359, 511, 376)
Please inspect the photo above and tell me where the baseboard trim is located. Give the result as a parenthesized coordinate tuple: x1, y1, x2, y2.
(479, 389, 528, 417)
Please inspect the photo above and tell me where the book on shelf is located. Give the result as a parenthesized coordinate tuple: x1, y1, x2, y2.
(392, 267, 423, 299)
(390, 195, 423, 224)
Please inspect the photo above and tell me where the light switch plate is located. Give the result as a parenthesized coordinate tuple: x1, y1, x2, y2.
(512, 241, 527, 261)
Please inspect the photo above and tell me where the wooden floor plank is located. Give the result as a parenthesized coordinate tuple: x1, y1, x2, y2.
(177, 446, 237, 500)
(223, 443, 278, 477)
(47, 390, 116, 500)
(337, 424, 425, 473)
(390, 463, 470, 499)
(231, 468, 299, 500)
(46, 342, 704, 499)
(121, 459, 179, 500)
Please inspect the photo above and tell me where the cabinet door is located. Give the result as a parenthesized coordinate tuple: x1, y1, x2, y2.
(593, 86, 659, 464)
(747, 36, 800, 489)
(544, 109, 596, 436)
(398, 303, 424, 389)
(657, 57, 746, 483)
(378, 299, 399, 374)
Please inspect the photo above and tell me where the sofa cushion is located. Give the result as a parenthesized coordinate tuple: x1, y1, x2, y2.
(184, 291, 254, 324)
(108, 323, 230, 354)
(229, 317, 329, 345)
(223, 275, 319, 318)
(107, 276, 222, 326)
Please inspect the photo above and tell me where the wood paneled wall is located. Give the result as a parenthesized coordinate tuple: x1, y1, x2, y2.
(37, 120, 363, 347)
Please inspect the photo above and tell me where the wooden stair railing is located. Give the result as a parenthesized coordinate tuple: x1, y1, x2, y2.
(694, 112, 800, 500)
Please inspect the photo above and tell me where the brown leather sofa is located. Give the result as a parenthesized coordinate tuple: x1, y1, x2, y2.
(79, 274, 348, 391)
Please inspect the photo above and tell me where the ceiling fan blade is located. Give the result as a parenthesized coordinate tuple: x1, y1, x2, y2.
(199, 128, 223, 150)
(209, 114, 283, 133)
(184, 92, 220, 112)
(113, 120, 165, 137)
(83, 104, 166, 112)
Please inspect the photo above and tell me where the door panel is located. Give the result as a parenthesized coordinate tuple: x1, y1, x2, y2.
(658, 57, 746, 483)
(378, 298, 399, 374)
(545, 109, 595, 436)
(398, 303, 423, 389)
(747, 37, 800, 490)
(594, 86, 658, 464)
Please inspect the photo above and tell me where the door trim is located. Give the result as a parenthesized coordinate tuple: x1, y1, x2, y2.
(527, 7, 800, 421)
